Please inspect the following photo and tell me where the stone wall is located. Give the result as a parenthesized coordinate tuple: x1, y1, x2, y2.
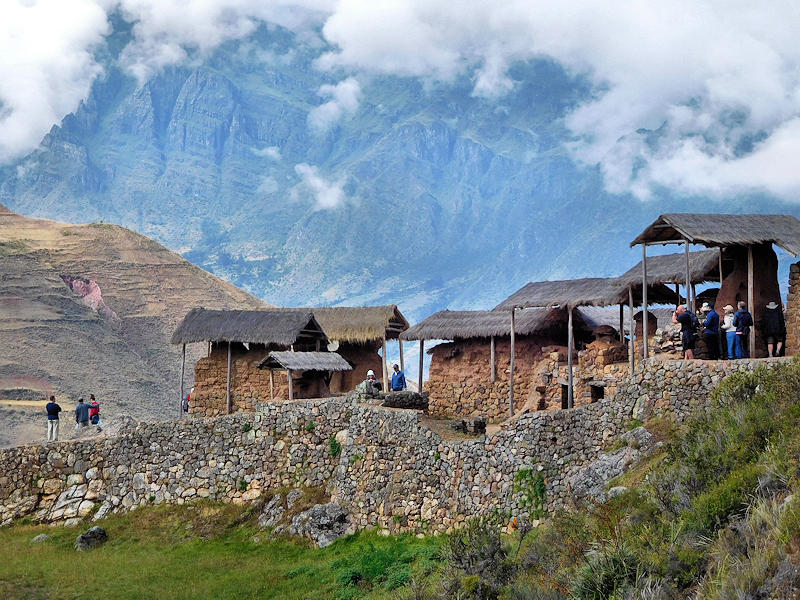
(426, 336, 567, 421)
(786, 262, 800, 355)
(0, 358, 790, 532)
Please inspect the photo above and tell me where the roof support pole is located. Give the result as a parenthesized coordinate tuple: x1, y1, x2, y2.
(567, 305, 574, 409)
(399, 339, 405, 373)
(618, 304, 624, 342)
(629, 286, 636, 373)
(418, 340, 424, 392)
(269, 369, 274, 401)
(381, 337, 389, 389)
(642, 244, 649, 360)
(748, 245, 755, 358)
(674, 284, 680, 310)
(718, 248, 724, 288)
(226, 341, 232, 415)
(509, 308, 516, 417)
(287, 369, 293, 401)
(179, 343, 186, 418)
(490, 336, 496, 383)
(684, 240, 692, 312)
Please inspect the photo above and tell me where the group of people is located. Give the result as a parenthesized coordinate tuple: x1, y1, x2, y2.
(45, 394, 101, 442)
(359, 364, 407, 397)
(673, 300, 785, 360)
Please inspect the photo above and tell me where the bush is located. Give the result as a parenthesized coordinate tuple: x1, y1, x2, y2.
(686, 462, 760, 533)
(329, 434, 342, 458)
(570, 547, 637, 600)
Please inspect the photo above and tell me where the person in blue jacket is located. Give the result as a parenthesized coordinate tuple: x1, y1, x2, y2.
(390, 364, 407, 391)
(75, 398, 90, 428)
(733, 301, 754, 359)
(701, 302, 720, 360)
(45, 395, 62, 442)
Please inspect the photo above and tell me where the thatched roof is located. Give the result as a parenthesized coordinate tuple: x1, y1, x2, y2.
(257, 351, 352, 371)
(620, 249, 720, 286)
(577, 306, 631, 334)
(272, 305, 409, 342)
(400, 307, 585, 341)
(631, 213, 800, 255)
(171, 308, 327, 345)
(494, 277, 679, 310)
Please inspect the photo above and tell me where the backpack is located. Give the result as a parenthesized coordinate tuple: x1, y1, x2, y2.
(688, 312, 700, 337)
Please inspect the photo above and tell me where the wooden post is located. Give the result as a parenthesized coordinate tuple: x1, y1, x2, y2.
(692, 284, 697, 312)
(381, 337, 388, 388)
(269, 370, 274, 400)
(287, 369, 293, 401)
(418, 340, 424, 392)
(509, 308, 516, 417)
(490, 336, 496, 383)
(674, 284, 680, 310)
(399, 339, 405, 373)
(567, 305, 574, 409)
(179, 343, 186, 418)
(748, 245, 755, 357)
(641, 245, 649, 360)
(226, 341, 232, 415)
(618, 304, 624, 342)
(684, 240, 692, 312)
(629, 286, 635, 373)
(719, 248, 724, 288)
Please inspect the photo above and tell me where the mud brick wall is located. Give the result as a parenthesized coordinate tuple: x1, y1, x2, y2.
(787, 262, 800, 355)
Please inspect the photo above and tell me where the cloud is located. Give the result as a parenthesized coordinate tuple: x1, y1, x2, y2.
(294, 163, 346, 209)
(0, 0, 109, 162)
(252, 145, 282, 160)
(256, 175, 279, 194)
(307, 77, 361, 132)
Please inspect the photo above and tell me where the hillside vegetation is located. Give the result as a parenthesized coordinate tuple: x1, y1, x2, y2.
(4, 360, 800, 599)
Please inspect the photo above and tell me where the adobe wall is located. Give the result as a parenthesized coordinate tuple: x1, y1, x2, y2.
(425, 336, 567, 421)
(0, 358, 788, 532)
(786, 262, 800, 355)
(329, 341, 382, 393)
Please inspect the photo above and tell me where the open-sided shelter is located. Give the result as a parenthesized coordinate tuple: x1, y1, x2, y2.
(494, 277, 679, 412)
(631, 214, 800, 357)
(171, 308, 330, 416)
(258, 351, 352, 401)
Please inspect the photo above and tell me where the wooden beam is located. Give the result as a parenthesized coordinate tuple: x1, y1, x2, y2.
(567, 306, 574, 409)
(674, 283, 680, 310)
(641, 244, 649, 360)
(629, 286, 635, 373)
(179, 343, 186, 418)
(490, 336, 496, 383)
(618, 304, 624, 342)
(509, 308, 516, 416)
(691, 283, 697, 313)
(287, 369, 293, 401)
(399, 339, 405, 373)
(418, 340, 424, 392)
(269, 369, 274, 401)
(718, 247, 724, 288)
(684, 239, 692, 314)
(381, 337, 388, 389)
(226, 341, 232, 415)
(748, 245, 755, 357)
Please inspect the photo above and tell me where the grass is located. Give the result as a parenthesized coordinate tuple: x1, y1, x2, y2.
(0, 501, 443, 600)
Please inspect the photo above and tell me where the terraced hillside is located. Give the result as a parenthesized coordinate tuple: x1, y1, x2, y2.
(0, 204, 268, 447)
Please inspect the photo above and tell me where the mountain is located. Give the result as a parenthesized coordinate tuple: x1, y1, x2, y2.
(0, 204, 268, 447)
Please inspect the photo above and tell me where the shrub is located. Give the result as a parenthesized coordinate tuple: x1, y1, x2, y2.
(329, 434, 342, 457)
(238, 478, 248, 492)
(570, 547, 637, 600)
(241, 422, 252, 433)
(685, 464, 760, 533)
(305, 421, 315, 432)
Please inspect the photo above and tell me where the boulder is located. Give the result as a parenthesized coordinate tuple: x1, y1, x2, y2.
(74, 526, 108, 551)
(31, 534, 49, 544)
(568, 446, 642, 504)
(621, 426, 655, 450)
(289, 502, 352, 548)
(257, 494, 285, 528)
(381, 391, 429, 410)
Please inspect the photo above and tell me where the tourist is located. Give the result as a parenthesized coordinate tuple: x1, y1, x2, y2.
(721, 304, 736, 359)
(701, 302, 720, 360)
(733, 301, 753, 359)
(390, 364, 407, 391)
(364, 369, 382, 396)
(672, 305, 697, 359)
(45, 395, 62, 442)
(89, 395, 101, 428)
(763, 301, 786, 357)
(75, 398, 90, 429)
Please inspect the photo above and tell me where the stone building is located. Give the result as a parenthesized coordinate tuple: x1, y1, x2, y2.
(172, 308, 338, 416)
(631, 213, 800, 358)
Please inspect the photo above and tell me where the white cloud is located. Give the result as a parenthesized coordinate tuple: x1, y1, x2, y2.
(0, 0, 109, 162)
(307, 77, 361, 132)
(252, 145, 281, 160)
(256, 175, 279, 194)
(294, 163, 346, 209)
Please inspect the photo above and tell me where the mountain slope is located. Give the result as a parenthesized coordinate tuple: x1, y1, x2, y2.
(0, 204, 268, 446)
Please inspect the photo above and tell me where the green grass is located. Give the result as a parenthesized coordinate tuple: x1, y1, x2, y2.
(0, 501, 443, 600)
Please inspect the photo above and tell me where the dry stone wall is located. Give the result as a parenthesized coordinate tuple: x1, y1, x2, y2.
(0, 358, 790, 532)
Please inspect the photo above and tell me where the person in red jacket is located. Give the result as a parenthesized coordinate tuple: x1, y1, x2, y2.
(89, 394, 101, 427)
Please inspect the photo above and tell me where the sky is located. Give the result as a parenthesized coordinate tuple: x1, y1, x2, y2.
(3, 0, 800, 202)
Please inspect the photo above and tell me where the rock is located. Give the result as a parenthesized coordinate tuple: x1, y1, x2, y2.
(607, 486, 628, 499)
(102, 414, 138, 438)
(92, 502, 112, 521)
(31, 534, 49, 543)
(381, 391, 429, 410)
(286, 489, 303, 509)
(64, 517, 82, 527)
(568, 446, 642, 504)
(74, 526, 108, 551)
(621, 426, 654, 450)
(289, 502, 352, 548)
(258, 494, 284, 528)
(334, 429, 348, 447)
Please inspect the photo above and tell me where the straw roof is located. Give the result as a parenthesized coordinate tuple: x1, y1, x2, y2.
(400, 307, 578, 341)
(620, 249, 720, 286)
(494, 277, 679, 310)
(171, 308, 326, 345)
(631, 213, 800, 255)
(309, 305, 409, 342)
(257, 351, 352, 371)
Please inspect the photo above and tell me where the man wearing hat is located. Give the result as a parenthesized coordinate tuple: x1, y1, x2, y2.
(701, 302, 720, 360)
(763, 301, 786, 357)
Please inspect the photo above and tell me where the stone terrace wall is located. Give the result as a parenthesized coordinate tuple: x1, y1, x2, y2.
(0, 358, 791, 531)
